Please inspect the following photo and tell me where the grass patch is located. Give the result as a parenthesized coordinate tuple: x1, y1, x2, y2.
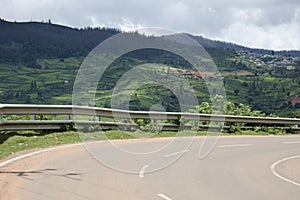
(222, 130, 287, 136)
(0, 131, 80, 160)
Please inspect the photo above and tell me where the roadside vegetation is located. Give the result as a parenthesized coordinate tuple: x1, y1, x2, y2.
(0, 96, 293, 161)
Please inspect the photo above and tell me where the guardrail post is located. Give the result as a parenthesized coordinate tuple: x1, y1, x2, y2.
(96, 116, 100, 122)
(66, 115, 71, 120)
(175, 117, 180, 125)
(30, 115, 35, 121)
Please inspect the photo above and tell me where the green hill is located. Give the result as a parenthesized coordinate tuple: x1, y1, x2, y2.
(0, 19, 300, 117)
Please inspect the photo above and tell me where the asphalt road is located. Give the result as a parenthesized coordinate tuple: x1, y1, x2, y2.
(1, 136, 300, 200)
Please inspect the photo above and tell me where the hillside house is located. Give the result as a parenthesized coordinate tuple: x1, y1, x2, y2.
(287, 96, 300, 106)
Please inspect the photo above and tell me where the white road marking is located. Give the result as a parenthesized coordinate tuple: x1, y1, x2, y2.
(0, 143, 83, 168)
(283, 141, 300, 144)
(0, 140, 107, 168)
(158, 193, 173, 200)
(164, 150, 189, 158)
(217, 144, 252, 148)
(271, 155, 300, 187)
(139, 165, 149, 178)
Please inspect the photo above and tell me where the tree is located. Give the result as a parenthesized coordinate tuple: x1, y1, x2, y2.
(234, 89, 239, 96)
(190, 95, 267, 117)
(30, 80, 34, 92)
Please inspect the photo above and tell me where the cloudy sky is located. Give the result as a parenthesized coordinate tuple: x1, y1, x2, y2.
(1, 0, 300, 50)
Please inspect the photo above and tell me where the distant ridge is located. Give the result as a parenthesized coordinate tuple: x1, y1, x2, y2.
(188, 34, 300, 57)
(0, 18, 299, 64)
(0, 19, 120, 65)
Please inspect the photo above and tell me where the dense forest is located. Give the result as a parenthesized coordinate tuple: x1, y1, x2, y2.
(0, 19, 119, 66)
(1, 19, 299, 65)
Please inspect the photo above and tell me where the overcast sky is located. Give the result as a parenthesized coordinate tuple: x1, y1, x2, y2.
(1, 0, 300, 50)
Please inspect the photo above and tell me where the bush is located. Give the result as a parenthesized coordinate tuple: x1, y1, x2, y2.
(188, 95, 278, 133)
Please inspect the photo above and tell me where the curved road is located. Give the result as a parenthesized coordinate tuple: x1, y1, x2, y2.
(1, 136, 300, 200)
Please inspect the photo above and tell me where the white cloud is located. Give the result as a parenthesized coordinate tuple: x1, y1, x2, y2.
(218, 7, 300, 50)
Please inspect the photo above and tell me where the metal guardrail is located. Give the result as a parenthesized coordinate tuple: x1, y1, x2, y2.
(0, 104, 300, 132)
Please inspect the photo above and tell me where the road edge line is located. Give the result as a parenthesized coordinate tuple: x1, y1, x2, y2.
(271, 154, 300, 187)
(0, 143, 85, 168)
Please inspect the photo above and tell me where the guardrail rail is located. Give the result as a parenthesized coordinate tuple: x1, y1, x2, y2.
(0, 104, 299, 132)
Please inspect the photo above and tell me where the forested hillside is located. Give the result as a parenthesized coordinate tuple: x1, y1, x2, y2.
(0, 19, 300, 117)
(0, 19, 119, 66)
